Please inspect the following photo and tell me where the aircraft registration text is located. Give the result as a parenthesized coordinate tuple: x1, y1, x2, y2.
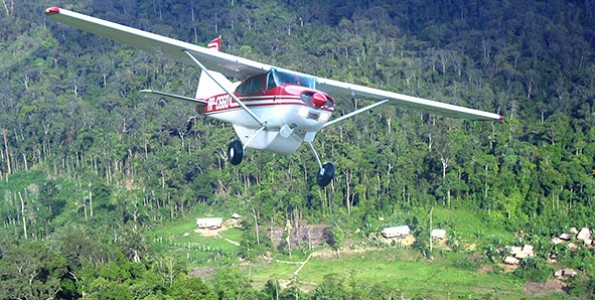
(207, 94, 239, 112)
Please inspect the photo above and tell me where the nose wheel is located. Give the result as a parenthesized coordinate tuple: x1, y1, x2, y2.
(228, 140, 243, 165)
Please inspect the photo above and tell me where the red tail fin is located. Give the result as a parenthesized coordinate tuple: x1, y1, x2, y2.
(196, 36, 234, 100)
(207, 36, 221, 51)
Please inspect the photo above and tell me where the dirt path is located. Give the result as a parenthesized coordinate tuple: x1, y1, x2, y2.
(293, 253, 313, 275)
(220, 234, 240, 246)
(524, 279, 567, 297)
(290, 247, 383, 276)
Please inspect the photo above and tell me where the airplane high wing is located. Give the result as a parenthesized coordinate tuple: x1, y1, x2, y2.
(317, 78, 502, 121)
(44, 7, 268, 80)
(45, 7, 502, 122)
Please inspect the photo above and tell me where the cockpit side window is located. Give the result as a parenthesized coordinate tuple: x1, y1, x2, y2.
(236, 79, 250, 95)
(249, 75, 265, 94)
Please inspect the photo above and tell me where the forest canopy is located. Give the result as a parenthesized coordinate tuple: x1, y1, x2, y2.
(0, 0, 593, 298)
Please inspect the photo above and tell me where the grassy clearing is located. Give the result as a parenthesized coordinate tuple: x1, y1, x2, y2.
(248, 261, 303, 285)
(154, 208, 576, 299)
(247, 248, 537, 299)
(150, 207, 242, 267)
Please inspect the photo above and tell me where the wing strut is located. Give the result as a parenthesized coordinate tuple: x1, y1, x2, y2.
(139, 89, 206, 104)
(323, 99, 390, 128)
(182, 50, 266, 127)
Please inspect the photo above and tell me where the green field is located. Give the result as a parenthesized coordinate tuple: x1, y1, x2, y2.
(246, 250, 522, 299)
(150, 210, 244, 266)
(153, 208, 576, 299)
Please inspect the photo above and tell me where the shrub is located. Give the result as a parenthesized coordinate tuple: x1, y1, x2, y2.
(513, 256, 553, 283)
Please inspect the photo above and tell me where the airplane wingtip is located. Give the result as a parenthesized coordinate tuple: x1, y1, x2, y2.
(44, 7, 60, 16)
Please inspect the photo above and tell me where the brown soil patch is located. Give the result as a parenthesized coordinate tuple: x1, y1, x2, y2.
(27, 184, 39, 194)
(467, 243, 477, 251)
(193, 227, 221, 237)
(189, 266, 218, 278)
(269, 223, 329, 249)
(477, 264, 493, 274)
(496, 262, 518, 273)
(193, 218, 241, 237)
(524, 278, 567, 297)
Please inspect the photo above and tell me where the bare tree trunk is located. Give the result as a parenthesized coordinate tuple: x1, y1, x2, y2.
(83, 201, 88, 221)
(440, 156, 450, 207)
(22, 153, 28, 172)
(1, 0, 11, 16)
(484, 164, 489, 199)
(345, 170, 352, 215)
(252, 208, 260, 245)
(386, 115, 392, 133)
(270, 216, 274, 245)
(189, 0, 198, 43)
(429, 207, 433, 260)
(285, 219, 292, 258)
(428, 132, 433, 150)
(89, 190, 93, 217)
(18, 192, 27, 239)
(2, 129, 11, 178)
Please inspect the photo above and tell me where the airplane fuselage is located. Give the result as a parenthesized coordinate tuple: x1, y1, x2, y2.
(196, 71, 335, 154)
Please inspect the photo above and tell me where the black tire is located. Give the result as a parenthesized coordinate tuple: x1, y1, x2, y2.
(227, 140, 243, 165)
(316, 161, 335, 187)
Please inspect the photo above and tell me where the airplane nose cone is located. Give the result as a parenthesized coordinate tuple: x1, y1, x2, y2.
(312, 92, 327, 108)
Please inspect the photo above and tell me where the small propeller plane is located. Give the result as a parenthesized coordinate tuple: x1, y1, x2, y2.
(45, 7, 503, 187)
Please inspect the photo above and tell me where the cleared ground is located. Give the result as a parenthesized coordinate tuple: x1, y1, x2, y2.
(151, 211, 576, 299)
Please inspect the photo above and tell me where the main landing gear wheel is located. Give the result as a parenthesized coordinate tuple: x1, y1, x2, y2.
(317, 161, 335, 187)
(227, 140, 243, 165)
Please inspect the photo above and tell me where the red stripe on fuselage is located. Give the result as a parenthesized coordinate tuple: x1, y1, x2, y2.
(198, 95, 334, 115)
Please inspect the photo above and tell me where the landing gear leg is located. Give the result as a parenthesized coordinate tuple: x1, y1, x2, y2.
(228, 140, 243, 165)
(307, 142, 334, 187)
(227, 126, 265, 165)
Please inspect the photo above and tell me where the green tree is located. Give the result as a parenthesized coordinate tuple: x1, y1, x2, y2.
(310, 273, 348, 300)
(263, 279, 282, 300)
(279, 275, 306, 300)
(214, 268, 258, 300)
(324, 224, 344, 256)
(168, 274, 217, 299)
(0, 241, 67, 300)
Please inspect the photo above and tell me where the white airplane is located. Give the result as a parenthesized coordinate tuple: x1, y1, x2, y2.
(45, 7, 503, 187)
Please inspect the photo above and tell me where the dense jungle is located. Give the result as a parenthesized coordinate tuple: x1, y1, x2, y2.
(0, 0, 593, 298)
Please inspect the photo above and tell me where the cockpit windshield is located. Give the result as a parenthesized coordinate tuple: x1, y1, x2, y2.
(267, 68, 316, 90)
